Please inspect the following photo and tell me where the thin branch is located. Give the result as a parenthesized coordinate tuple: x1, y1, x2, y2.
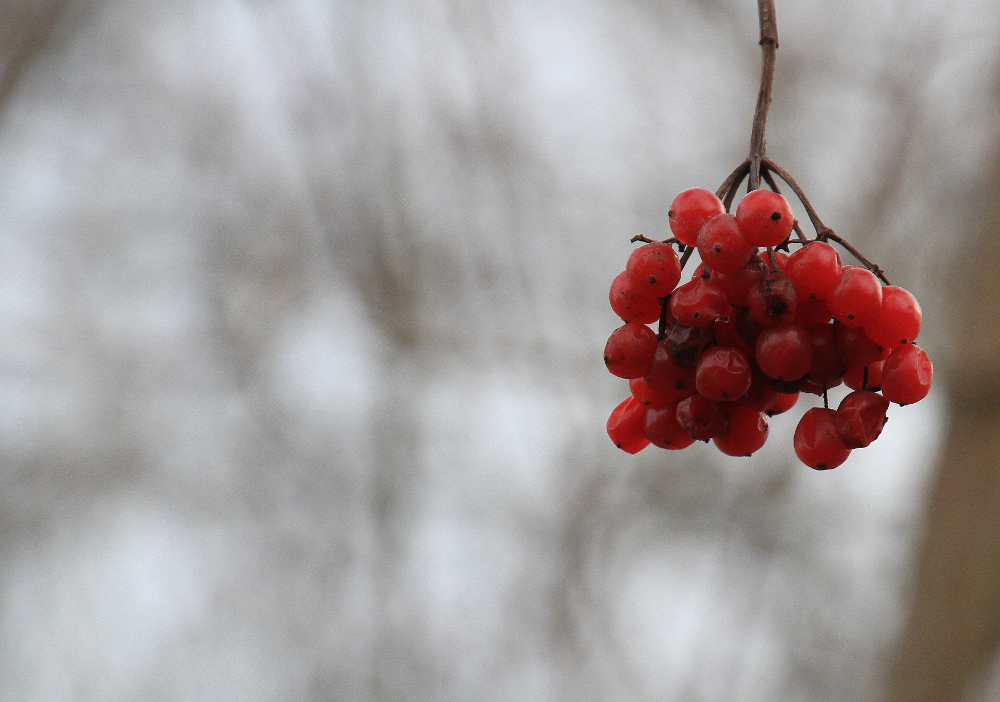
(761, 157, 832, 239)
(823, 232, 892, 285)
(748, 0, 779, 190)
(716, 159, 750, 212)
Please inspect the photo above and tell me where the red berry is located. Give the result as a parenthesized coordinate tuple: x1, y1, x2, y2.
(713, 311, 756, 358)
(785, 241, 842, 300)
(645, 403, 696, 449)
(668, 188, 726, 247)
(695, 346, 752, 401)
(626, 242, 682, 298)
(795, 298, 832, 327)
(607, 396, 650, 453)
(735, 189, 795, 247)
(697, 213, 754, 274)
(865, 286, 922, 348)
(604, 323, 658, 379)
(610, 271, 662, 324)
(710, 255, 768, 307)
(755, 325, 813, 381)
(670, 277, 729, 328)
(806, 323, 847, 386)
(799, 376, 842, 395)
(663, 321, 715, 368)
(713, 405, 769, 456)
(794, 408, 851, 469)
(748, 270, 798, 327)
(827, 266, 882, 327)
(844, 361, 885, 392)
(835, 390, 890, 449)
(676, 394, 728, 441)
(834, 323, 885, 368)
(766, 392, 799, 416)
(737, 369, 780, 411)
(644, 341, 698, 401)
(881, 344, 933, 405)
(629, 377, 674, 408)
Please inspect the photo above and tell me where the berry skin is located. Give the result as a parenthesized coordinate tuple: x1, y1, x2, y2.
(676, 394, 728, 441)
(737, 369, 781, 411)
(629, 377, 674, 408)
(827, 266, 882, 328)
(844, 361, 885, 392)
(766, 392, 799, 417)
(806, 323, 848, 386)
(748, 270, 798, 327)
(644, 341, 698, 401)
(735, 189, 795, 247)
(607, 396, 650, 453)
(697, 213, 755, 274)
(663, 321, 715, 368)
(881, 344, 933, 405)
(835, 390, 890, 449)
(695, 346, 752, 401)
(626, 242, 682, 298)
(713, 405, 769, 456)
(610, 271, 662, 324)
(668, 188, 726, 247)
(710, 255, 768, 307)
(794, 298, 832, 327)
(670, 278, 730, 328)
(604, 323, 658, 379)
(644, 403, 696, 449)
(785, 241, 842, 300)
(834, 323, 885, 369)
(756, 325, 813, 381)
(865, 286, 922, 348)
(794, 408, 851, 470)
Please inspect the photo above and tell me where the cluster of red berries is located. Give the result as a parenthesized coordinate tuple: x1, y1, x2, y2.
(605, 187, 932, 470)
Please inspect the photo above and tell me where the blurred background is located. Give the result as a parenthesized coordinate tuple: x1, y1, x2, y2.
(0, 0, 996, 700)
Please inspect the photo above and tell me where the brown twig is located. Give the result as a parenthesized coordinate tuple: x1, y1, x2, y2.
(715, 159, 750, 211)
(823, 232, 892, 285)
(748, 0, 778, 191)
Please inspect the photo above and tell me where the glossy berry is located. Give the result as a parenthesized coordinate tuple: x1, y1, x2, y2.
(748, 270, 798, 327)
(644, 341, 698, 401)
(626, 242, 682, 297)
(676, 394, 728, 441)
(866, 286, 922, 348)
(607, 396, 650, 454)
(736, 189, 795, 247)
(670, 277, 730, 328)
(629, 377, 673, 408)
(756, 325, 813, 381)
(766, 392, 799, 417)
(668, 188, 726, 247)
(881, 344, 933, 405)
(604, 323, 658, 379)
(610, 271, 662, 324)
(794, 408, 851, 470)
(785, 241, 842, 300)
(713, 405, 769, 456)
(645, 403, 696, 449)
(695, 346, 752, 401)
(827, 266, 882, 327)
(697, 213, 754, 274)
(835, 390, 889, 449)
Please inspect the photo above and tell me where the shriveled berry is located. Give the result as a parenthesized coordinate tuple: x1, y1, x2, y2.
(670, 277, 729, 328)
(881, 344, 932, 405)
(755, 325, 813, 381)
(736, 189, 795, 247)
(713, 405, 769, 456)
(695, 346, 752, 401)
(748, 270, 798, 327)
(828, 266, 882, 328)
(604, 323, 658, 379)
(644, 403, 696, 449)
(629, 377, 674, 408)
(610, 271, 662, 324)
(626, 242, 682, 297)
(835, 390, 889, 448)
(664, 321, 715, 368)
(785, 241, 842, 300)
(644, 341, 698, 401)
(866, 286, 922, 348)
(697, 213, 754, 274)
(607, 396, 650, 453)
(794, 408, 851, 470)
(669, 188, 727, 247)
(676, 394, 728, 441)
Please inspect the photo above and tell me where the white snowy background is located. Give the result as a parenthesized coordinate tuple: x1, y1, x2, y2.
(0, 0, 992, 700)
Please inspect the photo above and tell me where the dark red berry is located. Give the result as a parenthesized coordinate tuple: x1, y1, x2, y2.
(610, 270, 663, 324)
(806, 323, 847, 386)
(794, 407, 851, 470)
(713, 405, 769, 456)
(766, 392, 799, 417)
(865, 286, 922, 348)
(670, 277, 730, 329)
(644, 341, 698, 401)
(828, 266, 882, 328)
(695, 346, 752, 401)
(880, 344, 932, 405)
(697, 213, 754, 274)
(604, 323, 658, 379)
(748, 270, 798, 327)
(664, 321, 715, 368)
(834, 323, 885, 368)
(676, 394, 728, 441)
(737, 369, 780, 411)
(835, 390, 890, 449)
(644, 403, 696, 449)
(844, 361, 884, 392)
(626, 242, 682, 298)
(710, 255, 768, 307)
(669, 188, 726, 247)
(629, 377, 674, 408)
(755, 325, 813, 381)
(607, 396, 650, 453)
(795, 298, 832, 327)
(785, 241, 842, 301)
(735, 189, 795, 247)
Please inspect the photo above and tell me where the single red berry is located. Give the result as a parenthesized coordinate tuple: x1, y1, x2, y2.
(668, 188, 726, 247)
(835, 390, 890, 449)
(844, 361, 885, 392)
(626, 242, 682, 298)
(604, 323, 658, 379)
(865, 286, 922, 348)
(834, 323, 885, 368)
(713, 405, 769, 456)
(736, 189, 795, 247)
(806, 323, 848, 386)
(695, 346, 752, 401)
(795, 298, 832, 327)
(607, 396, 650, 453)
(629, 377, 673, 408)
(827, 266, 882, 327)
(766, 392, 799, 417)
(676, 394, 728, 441)
(881, 344, 933, 405)
(645, 403, 696, 449)
(697, 213, 754, 274)
(644, 340, 698, 401)
(755, 325, 813, 381)
(736, 369, 780, 411)
(794, 407, 851, 470)
(610, 270, 663, 324)
(670, 277, 730, 328)
(785, 242, 842, 300)
(748, 270, 798, 327)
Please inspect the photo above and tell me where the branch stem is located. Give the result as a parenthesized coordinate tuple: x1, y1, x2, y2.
(748, 0, 778, 190)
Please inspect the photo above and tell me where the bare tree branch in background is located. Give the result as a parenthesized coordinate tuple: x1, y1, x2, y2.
(0, 0, 71, 107)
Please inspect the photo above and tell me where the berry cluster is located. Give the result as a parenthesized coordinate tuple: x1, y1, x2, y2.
(605, 186, 932, 470)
